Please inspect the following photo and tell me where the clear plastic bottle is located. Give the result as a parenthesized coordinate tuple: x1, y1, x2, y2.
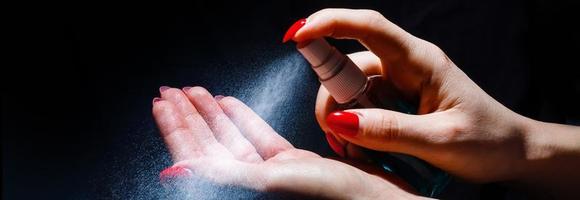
(296, 38, 451, 197)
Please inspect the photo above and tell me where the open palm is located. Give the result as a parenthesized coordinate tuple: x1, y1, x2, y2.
(152, 86, 420, 199)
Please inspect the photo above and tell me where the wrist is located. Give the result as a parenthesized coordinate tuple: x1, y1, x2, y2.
(513, 116, 555, 181)
(520, 117, 556, 162)
(512, 115, 580, 195)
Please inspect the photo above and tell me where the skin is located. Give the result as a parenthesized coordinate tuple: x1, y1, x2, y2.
(306, 9, 580, 199)
(153, 8, 580, 199)
(153, 86, 425, 199)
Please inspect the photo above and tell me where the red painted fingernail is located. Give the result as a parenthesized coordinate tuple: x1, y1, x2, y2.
(159, 86, 170, 93)
(326, 111, 359, 137)
(152, 97, 162, 103)
(182, 86, 192, 92)
(214, 95, 225, 101)
(159, 166, 193, 186)
(283, 18, 306, 43)
(325, 133, 345, 157)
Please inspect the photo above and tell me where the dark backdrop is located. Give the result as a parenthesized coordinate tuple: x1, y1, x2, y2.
(3, 0, 579, 199)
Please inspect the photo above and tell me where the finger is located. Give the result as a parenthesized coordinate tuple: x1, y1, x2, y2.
(217, 96, 293, 160)
(152, 98, 203, 162)
(294, 8, 417, 63)
(324, 133, 345, 157)
(325, 132, 373, 161)
(159, 87, 231, 158)
(325, 109, 457, 157)
(184, 87, 263, 163)
(315, 51, 382, 133)
(346, 51, 383, 76)
(160, 86, 197, 117)
(315, 51, 382, 158)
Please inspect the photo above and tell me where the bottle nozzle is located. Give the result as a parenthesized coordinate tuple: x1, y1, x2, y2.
(283, 19, 367, 104)
(297, 38, 367, 104)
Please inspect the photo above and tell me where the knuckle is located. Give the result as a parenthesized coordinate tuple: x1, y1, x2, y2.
(405, 40, 456, 79)
(425, 42, 455, 71)
(318, 8, 336, 15)
(445, 123, 463, 138)
(364, 111, 400, 141)
(379, 113, 400, 141)
(440, 114, 471, 142)
(360, 10, 387, 35)
(433, 46, 454, 70)
(313, 8, 337, 23)
(361, 9, 385, 22)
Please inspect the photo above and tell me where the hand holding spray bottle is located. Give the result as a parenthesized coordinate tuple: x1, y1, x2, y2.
(284, 18, 450, 197)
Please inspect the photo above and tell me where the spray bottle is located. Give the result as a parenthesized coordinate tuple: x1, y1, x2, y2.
(284, 19, 450, 197)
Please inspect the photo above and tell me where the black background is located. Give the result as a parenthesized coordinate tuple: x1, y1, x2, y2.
(3, 0, 579, 199)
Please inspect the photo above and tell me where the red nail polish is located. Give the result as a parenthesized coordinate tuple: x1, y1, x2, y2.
(159, 86, 170, 93)
(214, 95, 225, 101)
(152, 97, 162, 103)
(285, 12, 450, 193)
(326, 111, 359, 136)
(325, 133, 345, 157)
(159, 166, 193, 186)
(283, 18, 306, 43)
(182, 86, 192, 92)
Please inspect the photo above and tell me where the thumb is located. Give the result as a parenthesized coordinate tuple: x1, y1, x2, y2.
(325, 109, 455, 155)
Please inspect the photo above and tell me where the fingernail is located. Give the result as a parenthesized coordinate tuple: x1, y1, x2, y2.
(283, 18, 306, 43)
(325, 133, 345, 157)
(326, 111, 359, 137)
(182, 86, 192, 92)
(159, 86, 170, 93)
(159, 166, 193, 187)
(214, 95, 225, 101)
(152, 97, 162, 103)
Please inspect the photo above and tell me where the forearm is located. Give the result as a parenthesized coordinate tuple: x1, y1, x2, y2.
(515, 116, 580, 198)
